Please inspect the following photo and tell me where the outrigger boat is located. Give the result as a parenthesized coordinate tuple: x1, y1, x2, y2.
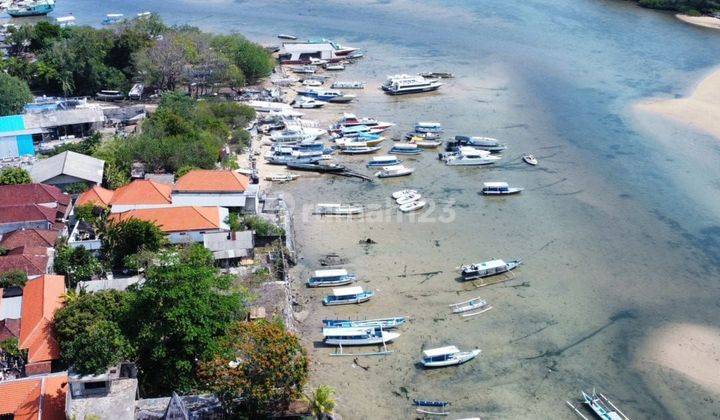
(322, 286, 374, 306)
(459, 259, 522, 281)
(450, 297, 492, 317)
(314, 203, 364, 215)
(323, 326, 399, 346)
(566, 389, 630, 420)
(413, 400, 450, 416)
(306, 269, 357, 287)
(322, 316, 407, 329)
(420, 346, 481, 368)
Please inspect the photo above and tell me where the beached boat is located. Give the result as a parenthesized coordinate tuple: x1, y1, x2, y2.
(419, 71, 454, 79)
(270, 127, 325, 143)
(316, 90, 355, 103)
(323, 327, 399, 346)
(481, 182, 523, 195)
(420, 346, 481, 368)
(243, 100, 294, 113)
(523, 154, 538, 165)
(335, 113, 393, 129)
(376, 164, 414, 178)
(292, 97, 325, 109)
(128, 83, 144, 100)
(101, 13, 123, 25)
(306, 269, 357, 287)
(410, 136, 442, 148)
(265, 173, 299, 182)
(399, 200, 426, 212)
(392, 189, 417, 200)
(7, 0, 54, 16)
(444, 147, 501, 166)
(390, 143, 422, 155)
(415, 121, 443, 133)
(277, 34, 297, 40)
(332, 81, 366, 89)
(413, 400, 450, 416)
(382, 74, 442, 95)
(322, 316, 407, 329)
(450, 297, 492, 317)
(287, 162, 345, 172)
(335, 136, 384, 148)
(347, 50, 364, 59)
(459, 259, 522, 281)
(302, 78, 323, 86)
(453, 135, 507, 153)
(96, 90, 124, 101)
(566, 390, 630, 420)
(291, 65, 317, 74)
(339, 145, 382, 155)
(396, 192, 422, 205)
(368, 155, 402, 167)
(314, 203, 364, 215)
(322, 286, 374, 306)
(324, 63, 345, 71)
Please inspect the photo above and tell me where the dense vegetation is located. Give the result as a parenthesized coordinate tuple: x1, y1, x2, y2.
(633, 0, 720, 14)
(0, 72, 32, 116)
(0, 167, 31, 185)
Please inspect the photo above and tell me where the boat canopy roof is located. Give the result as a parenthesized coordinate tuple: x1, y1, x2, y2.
(423, 346, 460, 357)
(473, 259, 507, 269)
(341, 113, 358, 120)
(332, 286, 364, 296)
(372, 155, 398, 161)
(416, 121, 442, 127)
(323, 327, 372, 336)
(382, 164, 406, 171)
(458, 147, 490, 156)
(342, 125, 370, 133)
(317, 203, 341, 208)
(313, 269, 348, 278)
(483, 182, 509, 188)
(393, 143, 418, 149)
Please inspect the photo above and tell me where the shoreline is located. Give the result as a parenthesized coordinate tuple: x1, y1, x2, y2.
(676, 13, 720, 30)
(634, 65, 720, 141)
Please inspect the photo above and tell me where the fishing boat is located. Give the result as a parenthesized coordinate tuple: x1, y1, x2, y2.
(314, 203, 364, 215)
(444, 147, 501, 166)
(322, 286, 374, 306)
(566, 390, 630, 420)
(413, 400, 450, 416)
(415, 121, 443, 133)
(339, 145, 382, 155)
(323, 327, 399, 346)
(420, 346, 481, 368)
(368, 155, 402, 168)
(523, 154, 538, 165)
(332, 81, 366, 89)
(270, 127, 325, 144)
(264, 173, 299, 182)
(382, 74, 442, 95)
(291, 65, 317, 74)
(376, 164, 414, 178)
(453, 135, 507, 153)
(399, 200, 426, 212)
(410, 136, 442, 148)
(306, 269, 357, 287)
(450, 297, 492, 317)
(277, 34, 297, 40)
(419, 71, 454, 79)
(336, 136, 384, 148)
(101, 13, 124, 25)
(316, 90, 355, 103)
(389, 143, 422, 155)
(322, 316, 407, 329)
(396, 192, 421, 205)
(292, 97, 325, 109)
(335, 113, 394, 130)
(481, 182, 523, 195)
(392, 189, 418, 200)
(336, 124, 388, 138)
(459, 259, 522, 281)
(287, 162, 345, 172)
(324, 63, 345, 71)
(7, 0, 54, 16)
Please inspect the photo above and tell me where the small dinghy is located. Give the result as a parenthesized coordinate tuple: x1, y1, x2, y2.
(392, 189, 418, 200)
(420, 345, 481, 368)
(413, 399, 450, 416)
(523, 154, 538, 165)
(314, 203, 364, 215)
(396, 192, 422, 205)
(399, 200, 426, 212)
(302, 78, 323, 86)
(265, 173, 299, 182)
(375, 164, 414, 178)
(450, 297, 492, 317)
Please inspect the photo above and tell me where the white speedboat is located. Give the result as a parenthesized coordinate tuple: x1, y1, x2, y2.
(302, 78, 323, 86)
(292, 97, 325, 109)
(324, 63, 345, 71)
(323, 327, 400, 346)
(368, 155, 402, 168)
(270, 127, 326, 143)
(523, 154, 538, 165)
(382, 74, 442, 95)
(396, 192, 422, 205)
(481, 182, 523, 195)
(392, 189, 417, 200)
(444, 147, 501, 166)
(420, 346, 481, 368)
(399, 200, 426, 212)
(306, 269, 357, 287)
(454, 135, 507, 153)
(314, 203, 364, 215)
(460, 259, 522, 281)
(376, 164, 414, 178)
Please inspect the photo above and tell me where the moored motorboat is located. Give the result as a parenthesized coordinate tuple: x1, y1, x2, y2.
(314, 203, 364, 215)
(453, 135, 507, 153)
(339, 145, 382, 155)
(368, 155, 402, 167)
(392, 189, 418, 200)
(523, 154, 538, 165)
(277, 34, 298, 40)
(101, 13, 123, 25)
(291, 65, 317, 74)
(390, 143, 422, 155)
(323, 327, 399, 346)
(420, 346, 481, 368)
(322, 286, 374, 305)
(419, 71, 454, 79)
(399, 200, 426, 212)
(287, 162, 345, 172)
(449, 297, 492, 317)
(302, 78, 323, 86)
(265, 173, 299, 182)
(322, 316, 407, 329)
(306, 269, 357, 287)
(415, 121, 443, 133)
(324, 63, 345, 71)
(481, 182, 523, 195)
(7, 0, 54, 17)
(459, 259, 522, 281)
(292, 97, 325, 109)
(396, 192, 422, 205)
(375, 164, 414, 178)
(331, 81, 366, 89)
(382, 74, 442, 95)
(443, 147, 501, 166)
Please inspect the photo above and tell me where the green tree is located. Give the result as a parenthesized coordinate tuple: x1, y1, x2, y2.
(243, 215, 285, 236)
(211, 34, 274, 82)
(102, 218, 165, 270)
(0, 167, 32, 185)
(0, 270, 28, 288)
(0, 73, 32, 116)
(307, 385, 336, 420)
(197, 320, 308, 416)
(54, 245, 102, 289)
(63, 319, 133, 374)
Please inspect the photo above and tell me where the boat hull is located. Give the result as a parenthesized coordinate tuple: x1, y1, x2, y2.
(461, 260, 522, 281)
(322, 293, 373, 305)
(383, 85, 441, 95)
(421, 350, 481, 368)
(7, 3, 54, 16)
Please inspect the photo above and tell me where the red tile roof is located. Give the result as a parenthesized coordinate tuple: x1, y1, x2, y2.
(174, 170, 249, 193)
(0, 184, 70, 208)
(0, 373, 68, 420)
(110, 179, 172, 205)
(19, 275, 65, 364)
(109, 206, 222, 233)
(0, 254, 49, 276)
(0, 205, 57, 225)
(0, 318, 20, 341)
(0, 229, 59, 249)
(75, 185, 115, 208)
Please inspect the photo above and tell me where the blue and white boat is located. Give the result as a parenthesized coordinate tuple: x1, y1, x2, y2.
(323, 327, 399, 346)
(322, 316, 407, 329)
(7, 0, 54, 16)
(101, 13, 124, 25)
(367, 155, 402, 167)
(415, 121, 443, 133)
(306, 269, 357, 287)
(390, 143, 422, 155)
(322, 286, 374, 306)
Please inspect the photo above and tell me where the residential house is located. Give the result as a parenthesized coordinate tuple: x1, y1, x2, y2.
(203, 230, 254, 266)
(0, 205, 60, 235)
(0, 372, 68, 419)
(66, 365, 138, 420)
(75, 184, 114, 208)
(19, 274, 65, 376)
(29, 151, 105, 189)
(136, 392, 223, 420)
(0, 245, 52, 277)
(109, 179, 173, 213)
(173, 169, 258, 213)
(0, 228, 59, 249)
(109, 206, 229, 244)
(67, 219, 102, 254)
(0, 184, 71, 234)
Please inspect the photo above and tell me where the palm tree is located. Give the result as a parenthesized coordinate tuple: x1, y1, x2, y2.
(307, 385, 335, 419)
